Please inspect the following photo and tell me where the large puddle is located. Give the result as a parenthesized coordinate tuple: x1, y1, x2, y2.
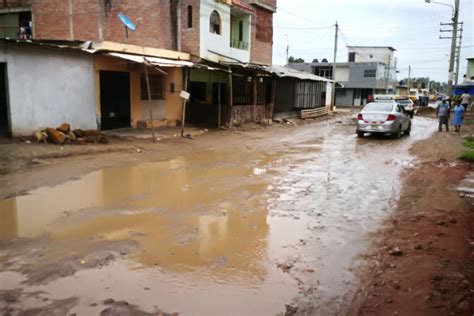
(0, 117, 436, 314)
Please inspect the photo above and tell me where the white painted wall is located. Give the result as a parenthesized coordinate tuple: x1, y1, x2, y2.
(200, 0, 251, 63)
(0, 43, 97, 136)
(348, 46, 395, 65)
(325, 82, 332, 108)
(335, 66, 349, 82)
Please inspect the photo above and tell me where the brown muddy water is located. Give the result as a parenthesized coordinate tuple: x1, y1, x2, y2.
(0, 117, 436, 315)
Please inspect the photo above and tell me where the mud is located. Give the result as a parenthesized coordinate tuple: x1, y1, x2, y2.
(355, 127, 474, 315)
(0, 116, 440, 314)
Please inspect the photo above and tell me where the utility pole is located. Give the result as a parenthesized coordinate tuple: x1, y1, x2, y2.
(331, 21, 338, 111)
(447, 0, 459, 96)
(285, 34, 289, 65)
(455, 22, 463, 85)
(385, 53, 392, 94)
(408, 65, 411, 94)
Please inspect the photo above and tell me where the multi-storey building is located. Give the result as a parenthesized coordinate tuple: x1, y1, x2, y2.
(0, 0, 278, 134)
(289, 46, 398, 106)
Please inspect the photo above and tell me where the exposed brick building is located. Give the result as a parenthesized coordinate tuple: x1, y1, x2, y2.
(0, 0, 276, 65)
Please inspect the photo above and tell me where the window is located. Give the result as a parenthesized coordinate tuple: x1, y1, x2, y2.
(348, 52, 355, 62)
(232, 75, 252, 105)
(294, 81, 325, 109)
(238, 20, 243, 42)
(364, 69, 376, 78)
(314, 67, 332, 79)
(210, 10, 221, 34)
(141, 74, 164, 100)
(187, 5, 193, 28)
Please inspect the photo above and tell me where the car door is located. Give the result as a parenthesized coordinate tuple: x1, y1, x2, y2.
(396, 105, 407, 130)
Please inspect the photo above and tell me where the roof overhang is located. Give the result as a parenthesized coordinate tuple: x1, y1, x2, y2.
(267, 65, 334, 83)
(89, 41, 190, 60)
(107, 52, 193, 67)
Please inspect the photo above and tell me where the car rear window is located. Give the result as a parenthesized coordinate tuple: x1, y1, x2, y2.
(396, 99, 411, 104)
(364, 103, 394, 112)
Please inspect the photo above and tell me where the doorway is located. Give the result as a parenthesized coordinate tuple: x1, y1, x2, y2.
(100, 71, 131, 130)
(0, 63, 10, 136)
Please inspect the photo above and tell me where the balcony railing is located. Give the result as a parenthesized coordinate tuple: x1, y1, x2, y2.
(230, 39, 249, 51)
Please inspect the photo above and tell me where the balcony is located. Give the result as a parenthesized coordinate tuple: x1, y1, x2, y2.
(231, 39, 248, 50)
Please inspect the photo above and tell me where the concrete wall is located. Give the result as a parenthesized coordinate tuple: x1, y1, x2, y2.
(465, 59, 474, 82)
(0, 43, 97, 136)
(347, 46, 395, 65)
(335, 88, 354, 107)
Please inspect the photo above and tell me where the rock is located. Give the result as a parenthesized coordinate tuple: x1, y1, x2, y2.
(103, 298, 115, 305)
(449, 218, 457, 224)
(385, 297, 394, 304)
(456, 300, 470, 312)
(285, 304, 298, 315)
(57, 123, 71, 134)
(389, 247, 404, 256)
(414, 245, 423, 250)
(84, 135, 97, 143)
(273, 118, 283, 124)
(46, 128, 66, 144)
(277, 263, 293, 273)
(460, 279, 470, 289)
(74, 138, 86, 145)
(97, 134, 109, 144)
(34, 130, 48, 143)
(83, 129, 100, 137)
(72, 129, 85, 138)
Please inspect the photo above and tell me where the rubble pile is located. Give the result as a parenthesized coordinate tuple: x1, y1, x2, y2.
(33, 123, 108, 145)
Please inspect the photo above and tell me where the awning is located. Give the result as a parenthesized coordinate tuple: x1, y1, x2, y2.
(266, 65, 333, 83)
(108, 52, 193, 67)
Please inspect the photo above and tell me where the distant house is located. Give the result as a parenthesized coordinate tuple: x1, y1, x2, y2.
(454, 57, 474, 96)
(289, 46, 398, 106)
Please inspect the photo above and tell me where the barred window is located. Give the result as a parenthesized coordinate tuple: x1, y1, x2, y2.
(141, 74, 164, 100)
(364, 69, 376, 78)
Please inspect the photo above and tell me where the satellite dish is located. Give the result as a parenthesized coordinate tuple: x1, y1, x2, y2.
(117, 13, 137, 43)
(118, 13, 137, 31)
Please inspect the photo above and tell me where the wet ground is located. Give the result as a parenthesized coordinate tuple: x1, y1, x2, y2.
(0, 116, 437, 315)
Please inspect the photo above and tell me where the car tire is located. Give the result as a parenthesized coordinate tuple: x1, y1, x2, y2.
(357, 131, 364, 138)
(406, 123, 411, 136)
(393, 126, 402, 139)
(410, 112, 414, 119)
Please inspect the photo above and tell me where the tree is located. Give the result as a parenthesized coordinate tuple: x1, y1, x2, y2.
(321, 58, 328, 63)
(288, 56, 305, 63)
(312, 58, 319, 63)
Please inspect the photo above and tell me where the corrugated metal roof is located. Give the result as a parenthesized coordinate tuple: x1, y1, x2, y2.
(266, 65, 333, 82)
(108, 52, 193, 67)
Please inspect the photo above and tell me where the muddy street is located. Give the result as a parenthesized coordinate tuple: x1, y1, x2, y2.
(0, 117, 437, 315)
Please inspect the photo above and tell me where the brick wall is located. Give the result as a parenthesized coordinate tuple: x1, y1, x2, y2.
(0, 0, 32, 8)
(250, 6, 273, 65)
(181, 0, 200, 57)
(33, 0, 70, 40)
(32, 0, 176, 49)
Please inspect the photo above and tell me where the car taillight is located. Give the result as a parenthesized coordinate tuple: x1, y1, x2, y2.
(387, 114, 396, 121)
(357, 113, 363, 120)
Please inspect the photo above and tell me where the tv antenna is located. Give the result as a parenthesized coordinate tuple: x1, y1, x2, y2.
(118, 12, 138, 43)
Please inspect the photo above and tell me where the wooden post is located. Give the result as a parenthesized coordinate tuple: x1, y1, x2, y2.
(253, 75, 257, 122)
(181, 67, 189, 137)
(270, 76, 276, 120)
(217, 71, 221, 128)
(227, 67, 233, 127)
(143, 62, 156, 143)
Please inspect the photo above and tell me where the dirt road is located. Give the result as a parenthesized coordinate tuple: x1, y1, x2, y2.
(0, 115, 470, 315)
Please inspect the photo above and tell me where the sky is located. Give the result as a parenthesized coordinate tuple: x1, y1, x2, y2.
(272, 0, 474, 83)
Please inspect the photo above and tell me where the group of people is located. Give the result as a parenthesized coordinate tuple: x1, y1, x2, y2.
(437, 91, 472, 133)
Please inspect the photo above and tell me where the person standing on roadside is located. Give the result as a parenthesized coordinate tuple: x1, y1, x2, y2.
(452, 101, 465, 132)
(437, 98, 450, 132)
(461, 90, 472, 111)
